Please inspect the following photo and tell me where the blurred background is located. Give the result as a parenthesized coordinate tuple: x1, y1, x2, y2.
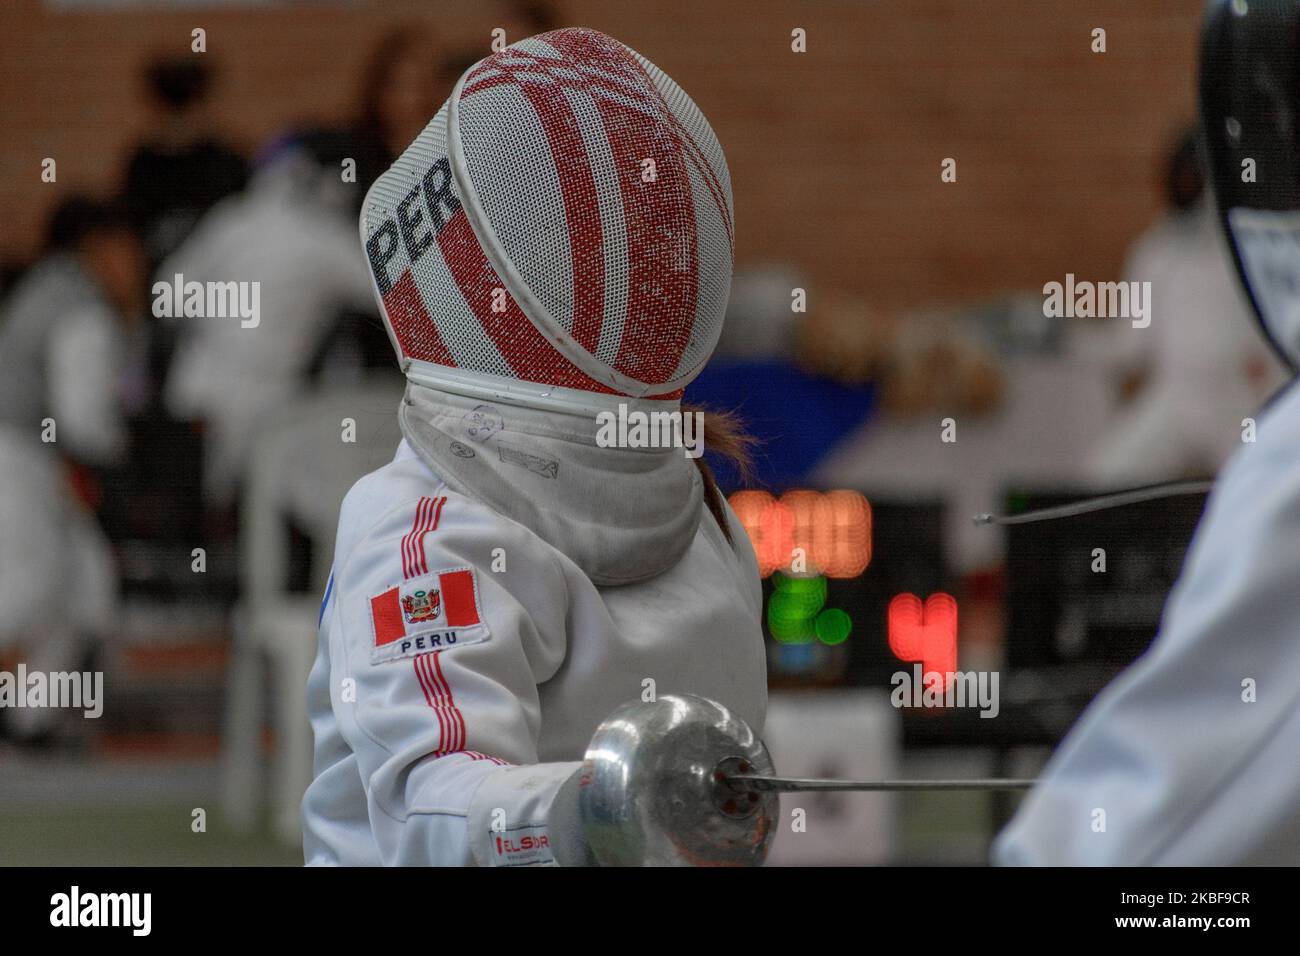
(0, 0, 1277, 865)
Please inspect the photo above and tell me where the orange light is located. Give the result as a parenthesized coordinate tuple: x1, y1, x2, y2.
(728, 489, 871, 578)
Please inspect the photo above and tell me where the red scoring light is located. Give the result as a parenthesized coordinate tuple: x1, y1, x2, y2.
(887, 592, 958, 688)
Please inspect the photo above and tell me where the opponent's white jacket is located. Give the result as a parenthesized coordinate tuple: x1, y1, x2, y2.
(995, 379, 1300, 865)
(302, 385, 767, 866)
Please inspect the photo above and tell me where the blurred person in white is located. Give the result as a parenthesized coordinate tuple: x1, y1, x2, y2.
(0, 428, 116, 742)
(303, 28, 765, 866)
(0, 197, 146, 465)
(162, 131, 377, 506)
(1085, 127, 1283, 485)
(0, 198, 138, 741)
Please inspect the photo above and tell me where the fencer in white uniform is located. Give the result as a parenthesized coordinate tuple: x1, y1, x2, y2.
(995, 382, 1300, 864)
(995, 0, 1300, 865)
(301, 29, 766, 866)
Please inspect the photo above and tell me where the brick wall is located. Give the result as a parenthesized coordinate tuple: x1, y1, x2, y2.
(0, 0, 1204, 309)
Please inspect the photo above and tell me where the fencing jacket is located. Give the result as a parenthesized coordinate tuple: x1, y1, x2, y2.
(302, 384, 767, 866)
(995, 379, 1300, 865)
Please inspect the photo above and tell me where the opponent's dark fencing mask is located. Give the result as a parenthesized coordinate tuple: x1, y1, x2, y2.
(1201, 0, 1300, 372)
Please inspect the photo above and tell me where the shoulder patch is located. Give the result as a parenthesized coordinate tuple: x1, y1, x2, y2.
(369, 567, 489, 664)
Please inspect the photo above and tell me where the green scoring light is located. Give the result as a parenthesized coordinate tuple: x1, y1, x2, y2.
(814, 607, 852, 645)
(767, 574, 853, 645)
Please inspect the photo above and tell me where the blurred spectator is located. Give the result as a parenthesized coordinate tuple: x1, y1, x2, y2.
(0, 196, 146, 468)
(509, 0, 561, 33)
(1085, 127, 1284, 484)
(348, 25, 452, 202)
(122, 56, 248, 271)
(161, 132, 378, 506)
(691, 265, 1012, 492)
(686, 271, 878, 491)
(0, 425, 117, 745)
(0, 260, 27, 301)
(0, 197, 133, 740)
(866, 307, 1004, 420)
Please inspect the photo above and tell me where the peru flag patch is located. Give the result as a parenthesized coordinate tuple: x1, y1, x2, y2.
(369, 568, 489, 664)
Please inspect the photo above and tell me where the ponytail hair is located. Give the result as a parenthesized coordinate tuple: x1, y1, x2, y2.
(683, 403, 756, 544)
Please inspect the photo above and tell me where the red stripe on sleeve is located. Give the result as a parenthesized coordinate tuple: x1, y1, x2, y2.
(413, 654, 448, 747)
(400, 497, 425, 579)
(414, 651, 465, 755)
(411, 496, 445, 577)
(432, 651, 467, 751)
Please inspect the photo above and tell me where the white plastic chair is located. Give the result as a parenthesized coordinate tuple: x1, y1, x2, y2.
(220, 375, 404, 844)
